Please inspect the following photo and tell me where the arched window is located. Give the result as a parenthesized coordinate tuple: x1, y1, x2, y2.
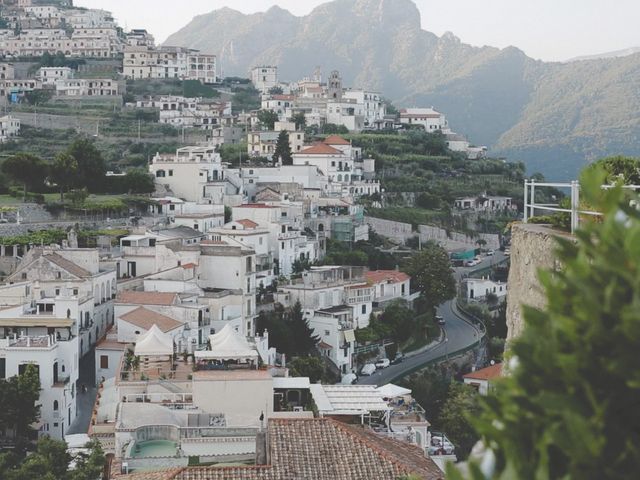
(337, 174, 342, 182)
(66, 309, 71, 318)
(53, 400, 58, 411)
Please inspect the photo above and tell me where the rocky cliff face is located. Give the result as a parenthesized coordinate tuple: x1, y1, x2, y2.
(165, 0, 640, 178)
(505, 223, 571, 341)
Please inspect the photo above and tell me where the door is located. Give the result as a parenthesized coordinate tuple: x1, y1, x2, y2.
(127, 262, 136, 277)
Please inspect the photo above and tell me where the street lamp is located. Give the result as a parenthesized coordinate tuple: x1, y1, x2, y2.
(445, 337, 449, 362)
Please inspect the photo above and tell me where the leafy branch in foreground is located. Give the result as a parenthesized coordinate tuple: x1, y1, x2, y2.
(448, 167, 640, 479)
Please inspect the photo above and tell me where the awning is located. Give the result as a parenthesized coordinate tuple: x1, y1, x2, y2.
(134, 324, 173, 357)
(195, 324, 258, 360)
(0, 318, 74, 328)
(343, 329, 356, 343)
(376, 383, 412, 399)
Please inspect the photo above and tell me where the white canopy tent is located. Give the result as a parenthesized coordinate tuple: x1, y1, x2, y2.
(134, 324, 174, 357)
(194, 324, 259, 361)
(376, 383, 412, 399)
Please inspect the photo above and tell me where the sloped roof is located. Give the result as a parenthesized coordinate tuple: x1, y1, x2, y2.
(323, 135, 350, 145)
(297, 143, 343, 155)
(134, 324, 174, 356)
(365, 270, 410, 285)
(236, 219, 259, 229)
(120, 307, 182, 333)
(116, 291, 178, 306)
(463, 363, 503, 381)
(44, 253, 91, 277)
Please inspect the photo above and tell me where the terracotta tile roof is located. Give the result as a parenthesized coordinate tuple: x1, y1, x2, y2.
(270, 94, 294, 101)
(297, 143, 343, 155)
(323, 135, 350, 146)
(365, 270, 410, 285)
(237, 203, 277, 209)
(267, 418, 441, 479)
(114, 418, 442, 480)
(317, 341, 333, 350)
(112, 468, 185, 480)
(116, 291, 179, 306)
(463, 362, 503, 381)
(180, 263, 197, 269)
(120, 306, 183, 333)
(236, 219, 259, 228)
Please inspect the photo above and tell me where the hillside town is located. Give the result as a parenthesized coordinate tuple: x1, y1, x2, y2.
(0, 1, 634, 480)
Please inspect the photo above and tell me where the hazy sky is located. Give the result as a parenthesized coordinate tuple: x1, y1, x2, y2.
(76, 0, 640, 61)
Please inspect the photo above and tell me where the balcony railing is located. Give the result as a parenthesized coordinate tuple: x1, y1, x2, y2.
(523, 180, 640, 234)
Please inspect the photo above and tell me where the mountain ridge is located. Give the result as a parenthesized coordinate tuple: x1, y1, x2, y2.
(165, 0, 640, 179)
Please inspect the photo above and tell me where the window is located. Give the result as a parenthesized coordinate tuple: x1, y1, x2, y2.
(362, 304, 367, 314)
(57, 272, 62, 279)
(53, 400, 59, 411)
(21, 273, 27, 280)
(169, 204, 175, 211)
(100, 355, 109, 369)
(281, 242, 285, 249)
(324, 330, 330, 336)
(55, 288, 60, 296)
(168, 170, 173, 176)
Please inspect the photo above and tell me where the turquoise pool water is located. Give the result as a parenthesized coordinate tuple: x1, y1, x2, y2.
(131, 440, 178, 458)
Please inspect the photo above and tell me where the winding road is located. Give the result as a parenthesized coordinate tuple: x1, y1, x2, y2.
(357, 251, 507, 386)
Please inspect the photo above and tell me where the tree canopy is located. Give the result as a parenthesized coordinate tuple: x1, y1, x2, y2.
(256, 302, 319, 356)
(65, 139, 106, 192)
(0, 437, 105, 480)
(450, 168, 640, 479)
(403, 242, 456, 310)
(586, 155, 640, 184)
(274, 130, 293, 165)
(1, 153, 48, 201)
(0, 364, 41, 448)
(257, 109, 279, 130)
(49, 152, 79, 202)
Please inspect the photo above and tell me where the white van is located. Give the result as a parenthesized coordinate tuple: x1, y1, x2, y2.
(360, 363, 376, 376)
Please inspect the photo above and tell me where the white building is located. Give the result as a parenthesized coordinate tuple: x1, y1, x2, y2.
(54, 78, 120, 97)
(210, 219, 274, 287)
(0, 115, 20, 142)
(463, 277, 507, 301)
(37, 66, 73, 85)
(251, 65, 278, 93)
(365, 270, 412, 307)
(5, 246, 116, 357)
(198, 240, 257, 337)
(123, 45, 217, 83)
(463, 363, 503, 396)
(343, 89, 386, 128)
(399, 107, 449, 133)
(454, 194, 515, 212)
(149, 146, 224, 203)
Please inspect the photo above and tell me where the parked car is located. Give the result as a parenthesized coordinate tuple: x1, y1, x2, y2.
(504, 248, 511, 256)
(465, 259, 480, 267)
(436, 315, 446, 326)
(360, 363, 376, 376)
(391, 354, 405, 365)
(375, 358, 390, 369)
(486, 249, 494, 256)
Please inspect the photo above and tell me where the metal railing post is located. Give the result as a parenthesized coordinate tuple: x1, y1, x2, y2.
(523, 180, 528, 223)
(529, 179, 536, 220)
(571, 180, 579, 233)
